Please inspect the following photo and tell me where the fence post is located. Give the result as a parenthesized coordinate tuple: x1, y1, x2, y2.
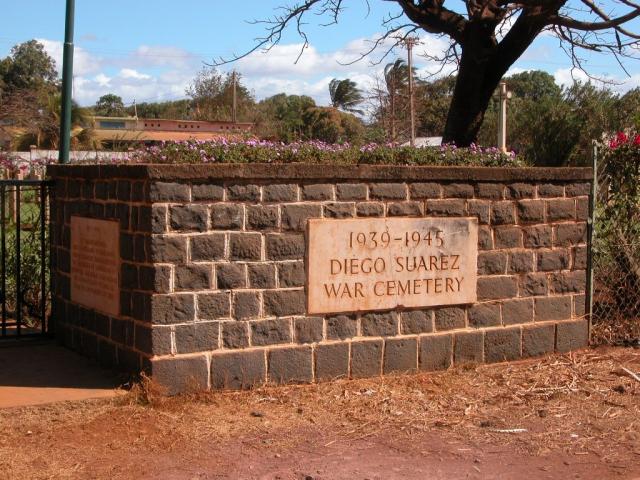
(586, 141, 598, 343)
(7, 170, 23, 223)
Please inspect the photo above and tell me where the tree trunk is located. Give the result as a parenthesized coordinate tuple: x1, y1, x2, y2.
(442, 14, 547, 147)
(442, 47, 500, 146)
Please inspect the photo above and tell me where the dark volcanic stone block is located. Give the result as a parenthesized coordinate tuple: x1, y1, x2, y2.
(383, 337, 418, 373)
(361, 312, 398, 336)
(268, 346, 313, 384)
(263, 290, 305, 317)
(294, 317, 323, 344)
(266, 234, 305, 260)
(556, 319, 589, 352)
(454, 331, 483, 364)
(315, 343, 349, 381)
(210, 350, 266, 389)
(326, 315, 358, 340)
(351, 339, 383, 378)
(174, 322, 219, 353)
(251, 319, 292, 346)
(419, 334, 453, 371)
(484, 328, 521, 363)
(152, 355, 209, 395)
(522, 324, 555, 358)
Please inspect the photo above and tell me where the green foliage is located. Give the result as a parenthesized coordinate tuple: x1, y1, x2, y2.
(371, 58, 423, 142)
(598, 133, 640, 241)
(303, 107, 365, 144)
(1, 193, 48, 326)
(253, 94, 365, 144)
(186, 67, 254, 122)
(617, 88, 640, 131)
(506, 71, 561, 101)
(593, 133, 640, 325)
(94, 93, 126, 117)
(254, 93, 317, 141)
(13, 93, 94, 150)
(477, 73, 628, 166)
(329, 78, 364, 114)
(417, 76, 456, 137)
(127, 99, 192, 119)
(0, 40, 57, 92)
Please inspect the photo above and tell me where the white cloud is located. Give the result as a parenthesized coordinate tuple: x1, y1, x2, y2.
(119, 68, 151, 80)
(129, 45, 199, 70)
(42, 32, 640, 111)
(93, 73, 111, 87)
(37, 38, 102, 76)
(554, 67, 605, 87)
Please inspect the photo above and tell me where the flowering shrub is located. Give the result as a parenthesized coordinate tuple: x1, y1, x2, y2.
(601, 131, 640, 222)
(594, 131, 640, 336)
(132, 139, 525, 167)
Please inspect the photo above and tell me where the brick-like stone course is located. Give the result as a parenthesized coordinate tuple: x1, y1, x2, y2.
(48, 164, 592, 394)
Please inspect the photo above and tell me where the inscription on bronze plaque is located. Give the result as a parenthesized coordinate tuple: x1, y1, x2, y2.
(307, 217, 478, 314)
(70, 216, 120, 316)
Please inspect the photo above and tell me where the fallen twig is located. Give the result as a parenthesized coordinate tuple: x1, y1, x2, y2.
(621, 366, 640, 383)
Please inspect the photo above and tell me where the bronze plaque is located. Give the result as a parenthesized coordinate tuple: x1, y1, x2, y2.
(70, 216, 120, 316)
(307, 217, 478, 314)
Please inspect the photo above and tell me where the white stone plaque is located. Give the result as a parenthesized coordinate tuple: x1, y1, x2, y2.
(70, 216, 120, 316)
(307, 217, 478, 314)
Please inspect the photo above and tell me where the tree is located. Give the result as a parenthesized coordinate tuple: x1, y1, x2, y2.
(186, 67, 254, 121)
(0, 40, 57, 92)
(226, 0, 640, 146)
(328, 79, 364, 114)
(506, 71, 561, 101)
(93, 94, 126, 117)
(382, 59, 409, 141)
(618, 88, 640, 131)
(370, 58, 431, 142)
(127, 100, 192, 119)
(13, 93, 96, 150)
(416, 75, 456, 137)
(303, 106, 364, 143)
(255, 93, 317, 141)
(476, 73, 621, 166)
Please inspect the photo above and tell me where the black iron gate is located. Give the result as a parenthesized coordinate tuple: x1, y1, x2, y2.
(0, 179, 52, 338)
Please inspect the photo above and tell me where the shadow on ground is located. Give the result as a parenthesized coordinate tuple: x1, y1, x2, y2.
(0, 341, 123, 408)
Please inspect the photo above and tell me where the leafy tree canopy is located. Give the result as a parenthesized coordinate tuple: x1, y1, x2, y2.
(329, 78, 364, 115)
(0, 40, 57, 92)
(186, 67, 254, 122)
(93, 93, 126, 117)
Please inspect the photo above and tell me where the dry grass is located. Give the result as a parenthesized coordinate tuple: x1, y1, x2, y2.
(592, 314, 640, 347)
(1, 346, 639, 479)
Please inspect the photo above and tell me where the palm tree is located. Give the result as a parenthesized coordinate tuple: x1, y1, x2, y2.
(328, 78, 364, 115)
(14, 92, 98, 150)
(383, 59, 409, 141)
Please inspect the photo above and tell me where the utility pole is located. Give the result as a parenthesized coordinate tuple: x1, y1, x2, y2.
(58, 0, 75, 164)
(497, 81, 512, 153)
(402, 37, 418, 147)
(232, 70, 237, 124)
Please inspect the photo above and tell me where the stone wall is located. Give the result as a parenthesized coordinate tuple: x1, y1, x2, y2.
(48, 164, 592, 394)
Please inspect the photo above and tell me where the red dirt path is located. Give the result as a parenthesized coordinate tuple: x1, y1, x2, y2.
(1, 346, 639, 479)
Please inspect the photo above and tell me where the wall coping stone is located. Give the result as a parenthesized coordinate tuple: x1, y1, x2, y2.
(47, 163, 593, 182)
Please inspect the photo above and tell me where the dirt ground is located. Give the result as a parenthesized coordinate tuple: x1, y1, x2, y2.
(1, 346, 639, 480)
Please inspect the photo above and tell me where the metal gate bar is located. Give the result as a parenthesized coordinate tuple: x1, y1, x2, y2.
(0, 179, 52, 339)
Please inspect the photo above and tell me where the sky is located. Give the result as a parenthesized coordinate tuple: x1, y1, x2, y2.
(3, 0, 640, 108)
